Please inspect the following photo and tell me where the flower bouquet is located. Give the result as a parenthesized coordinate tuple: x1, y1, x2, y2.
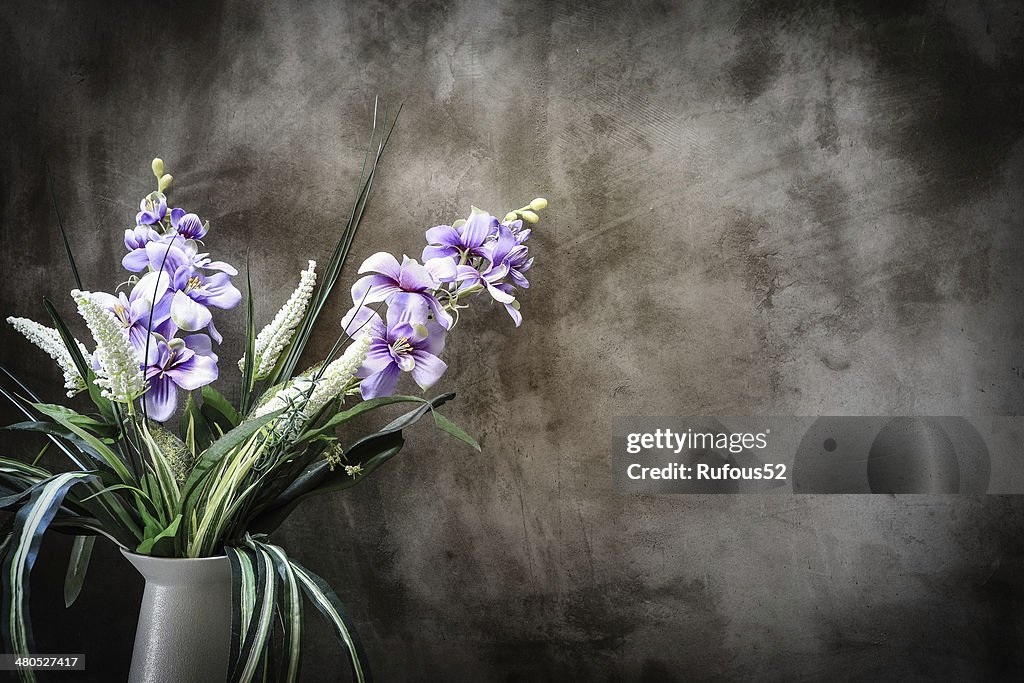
(0, 112, 546, 682)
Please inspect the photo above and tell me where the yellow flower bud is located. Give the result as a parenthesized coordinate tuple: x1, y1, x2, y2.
(529, 197, 548, 211)
(151, 158, 164, 178)
(520, 210, 539, 224)
(503, 211, 519, 223)
(158, 174, 174, 191)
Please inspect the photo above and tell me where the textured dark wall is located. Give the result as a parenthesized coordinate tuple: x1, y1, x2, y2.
(3, 0, 1024, 680)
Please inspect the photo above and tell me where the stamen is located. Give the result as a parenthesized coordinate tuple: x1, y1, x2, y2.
(391, 337, 413, 355)
(184, 276, 202, 293)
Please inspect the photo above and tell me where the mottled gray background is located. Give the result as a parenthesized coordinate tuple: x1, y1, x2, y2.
(2, 0, 1024, 680)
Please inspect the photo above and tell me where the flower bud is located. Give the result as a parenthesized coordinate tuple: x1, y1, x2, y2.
(158, 174, 174, 191)
(529, 197, 548, 211)
(503, 211, 519, 223)
(520, 210, 539, 224)
(151, 158, 164, 178)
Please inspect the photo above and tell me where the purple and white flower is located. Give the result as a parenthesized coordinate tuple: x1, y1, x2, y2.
(170, 207, 208, 240)
(89, 271, 175, 351)
(143, 334, 219, 422)
(422, 209, 498, 262)
(122, 226, 163, 272)
(350, 252, 457, 329)
(144, 237, 241, 339)
(343, 293, 447, 399)
(136, 192, 167, 226)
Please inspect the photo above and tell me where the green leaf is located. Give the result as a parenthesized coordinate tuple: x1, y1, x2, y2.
(297, 395, 430, 444)
(0, 366, 91, 470)
(432, 412, 480, 451)
(240, 259, 257, 416)
(202, 385, 240, 429)
(254, 541, 302, 682)
(30, 404, 133, 483)
(290, 559, 371, 683)
(64, 535, 95, 608)
(2, 471, 95, 677)
(44, 160, 83, 290)
(182, 392, 213, 453)
(227, 545, 277, 683)
(135, 514, 182, 556)
(178, 410, 283, 509)
(248, 394, 455, 534)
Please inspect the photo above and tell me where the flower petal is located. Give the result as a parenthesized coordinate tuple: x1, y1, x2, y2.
(424, 256, 458, 283)
(175, 213, 207, 239)
(461, 211, 493, 248)
(425, 295, 454, 330)
(410, 350, 447, 390)
(203, 260, 238, 276)
(357, 252, 402, 279)
(386, 292, 429, 326)
(207, 318, 222, 344)
(360, 340, 395, 374)
(170, 291, 212, 331)
(509, 269, 530, 289)
(144, 377, 178, 422)
(504, 301, 523, 327)
(424, 224, 461, 248)
(122, 249, 151, 272)
(351, 274, 399, 307)
(360, 363, 401, 400)
(487, 223, 516, 266)
(342, 304, 384, 337)
(416, 320, 446, 356)
(184, 333, 216, 360)
(396, 260, 438, 292)
(486, 282, 515, 304)
(132, 271, 170, 306)
(166, 353, 218, 390)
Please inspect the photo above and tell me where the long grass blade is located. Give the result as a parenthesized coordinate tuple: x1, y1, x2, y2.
(63, 535, 94, 607)
(0, 366, 88, 470)
(291, 560, 371, 683)
(268, 103, 402, 387)
(44, 161, 82, 291)
(240, 258, 257, 416)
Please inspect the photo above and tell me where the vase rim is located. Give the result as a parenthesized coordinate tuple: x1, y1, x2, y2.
(120, 548, 228, 562)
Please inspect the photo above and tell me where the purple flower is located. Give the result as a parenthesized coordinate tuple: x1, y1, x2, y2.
(451, 224, 525, 326)
(170, 208, 208, 240)
(350, 252, 457, 329)
(143, 334, 218, 422)
(123, 226, 163, 272)
(486, 223, 533, 289)
(422, 209, 498, 262)
(136, 192, 167, 226)
(345, 294, 447, 400)
(144, 238, 241, 340)
(505, 218, 531, 245)
(90, 272, 175, 351)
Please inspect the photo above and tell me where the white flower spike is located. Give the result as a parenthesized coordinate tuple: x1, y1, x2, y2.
(71, 290, 146, 404)
(6, 317, 89, 397)
(241, 260, 317, 380)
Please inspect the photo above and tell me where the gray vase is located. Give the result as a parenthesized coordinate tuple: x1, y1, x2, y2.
(123, 550, 232, 683)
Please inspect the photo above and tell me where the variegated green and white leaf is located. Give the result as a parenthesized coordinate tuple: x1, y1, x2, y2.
(227, 546, 277, 683)
(1, 471, 95, 683)
(255, 541, 302, 682)
(291, 560, 371, 683)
